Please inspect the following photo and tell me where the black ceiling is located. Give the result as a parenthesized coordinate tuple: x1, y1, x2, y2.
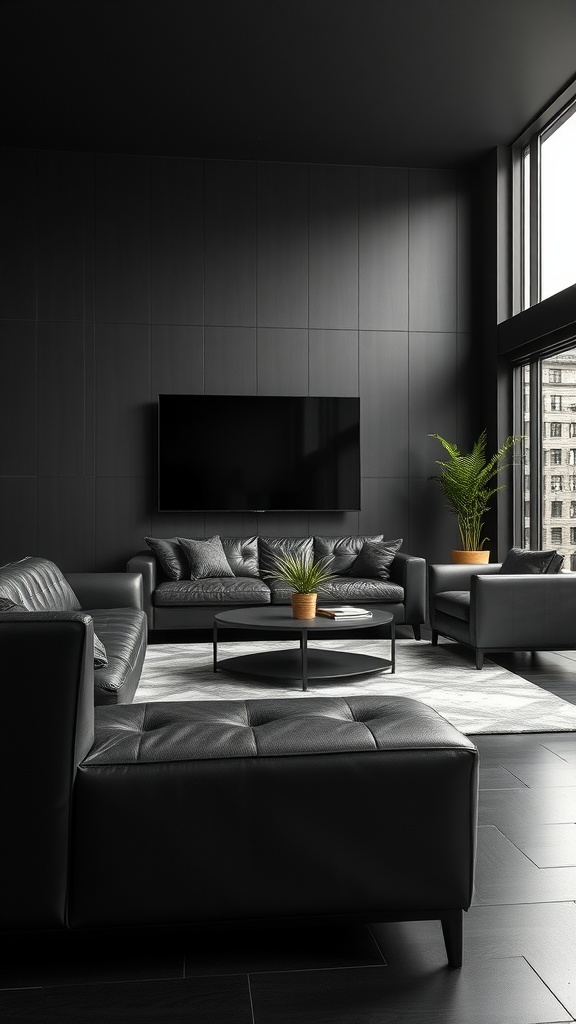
(3, 0, 576, 169)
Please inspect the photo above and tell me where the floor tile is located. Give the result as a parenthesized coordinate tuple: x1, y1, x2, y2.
(479, 786, 576, 829)
(499, 822, 576, 867)
(249, 958, 571, 1024)
(500, 764, 576, 788)
(474, 825, 576, 904)
(479, 766, 530, 790)
(0, 975, 253, 1023)
(0, 929, 184, 988)
(183, 922, 383, 976)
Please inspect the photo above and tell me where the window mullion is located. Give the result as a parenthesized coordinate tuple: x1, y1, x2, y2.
(529, 134, 541, 305)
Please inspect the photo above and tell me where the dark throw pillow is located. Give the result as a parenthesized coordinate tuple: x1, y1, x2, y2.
(499, 547, 563, 575)
(0, 596, 26, 612)
(178, 535, 234, 580)
(145, 537, 188, 581)
(346, 538, 403, 580)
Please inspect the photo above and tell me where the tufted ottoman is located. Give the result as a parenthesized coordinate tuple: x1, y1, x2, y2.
(68, 694, 478, 965)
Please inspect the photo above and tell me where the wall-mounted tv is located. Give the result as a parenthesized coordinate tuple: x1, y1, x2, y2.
(158, 394, 361, 512)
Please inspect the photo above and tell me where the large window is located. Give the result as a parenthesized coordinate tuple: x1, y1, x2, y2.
(519, 347, 576, 561)
(521, 100, 576, 309)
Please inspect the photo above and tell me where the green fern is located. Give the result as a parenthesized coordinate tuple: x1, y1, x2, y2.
(263, 552, 336, 593)
(430, 430, 521, 551)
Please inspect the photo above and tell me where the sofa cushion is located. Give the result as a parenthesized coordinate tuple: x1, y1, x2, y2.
(178, 536, 234, 580)
(145, 537, 188, 581)
(435, 591, 471, 622)
(89, 608, 147, 700)
(155, 578, 272, 606)
(313, 535, 384, 574)
(499, 546, 563, 575)
(221, 536, 259, 578)
(0, 555, 81, 612)
(268, 576, 404, 605)
(345, 538, 403, 580)
(258, 537, 314, 576)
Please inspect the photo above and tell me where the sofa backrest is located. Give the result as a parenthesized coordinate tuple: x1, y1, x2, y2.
(0, 556, 81, 612)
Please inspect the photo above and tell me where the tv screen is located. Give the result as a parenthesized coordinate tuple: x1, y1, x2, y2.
(158, 394, 361, 512)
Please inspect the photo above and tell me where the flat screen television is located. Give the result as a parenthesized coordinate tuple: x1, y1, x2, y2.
(158, 394, 361, 512)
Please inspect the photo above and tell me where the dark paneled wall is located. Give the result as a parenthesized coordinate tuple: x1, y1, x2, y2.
(0, 148, 475, 570)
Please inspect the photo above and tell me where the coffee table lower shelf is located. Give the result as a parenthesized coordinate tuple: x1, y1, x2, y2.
(215, 649, 392, 687)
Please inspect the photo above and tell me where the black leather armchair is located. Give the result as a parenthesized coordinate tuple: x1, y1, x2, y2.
(429, 562, 576, 668)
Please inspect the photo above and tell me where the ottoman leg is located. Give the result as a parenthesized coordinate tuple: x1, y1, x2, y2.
(441, 909, 463, 968)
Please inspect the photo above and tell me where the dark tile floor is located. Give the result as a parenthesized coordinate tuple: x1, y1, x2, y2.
(3, 642, 576, 1022)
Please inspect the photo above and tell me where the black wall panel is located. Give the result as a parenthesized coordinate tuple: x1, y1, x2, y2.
(309, 164, 358, 329)
(359, 331, 409, 478)
(257, 328, 308, 395)
(0, 320, 37, 476)
(409, 169, 458, 333)
(0, 149, 36, 320)
(37, 151, 87, 322)
(95, 155, 150, 324)
(150, 158, 204, 326)
(359, 167, 409, 331)
(257, 162, 309, 328)
(38, 322, 85, 476)
(0, 148, 475, 570)
(204, 161, 257, 327)
(95, 324, 151, 477)
(309, 330, 358, 396)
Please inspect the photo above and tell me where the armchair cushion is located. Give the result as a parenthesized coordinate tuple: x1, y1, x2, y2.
(435, 591, 470, 622)
(0, 593, 110, 668)
(499, 546, 563, 575)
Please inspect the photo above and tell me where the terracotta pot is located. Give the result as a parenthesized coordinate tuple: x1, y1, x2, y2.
(451, 549, 490, 564)
(291, 592, 318, 619)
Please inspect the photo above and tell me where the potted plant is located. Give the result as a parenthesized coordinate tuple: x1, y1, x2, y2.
(264, 553, 336, 619)
(429, 429, 521, 563)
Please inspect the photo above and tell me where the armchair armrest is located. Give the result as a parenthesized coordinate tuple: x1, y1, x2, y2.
(428, 563, 501, 632)
(65, 573, 143, 612)
(471, 572, 576, 649)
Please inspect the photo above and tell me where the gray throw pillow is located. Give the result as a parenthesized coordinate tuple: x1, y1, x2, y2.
(178, 536, 234, 579)
(346, 538, 403, 580)
(500, 547, 563, 574)
(0, 596, 109, 667)
(145, 537, 188, 581)
(93, 632, 108, 668)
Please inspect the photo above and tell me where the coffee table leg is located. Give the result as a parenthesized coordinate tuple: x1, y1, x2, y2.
(391, 618, 395, 673)
(213, 620, 218, 672)
(301, 629, 308, 691)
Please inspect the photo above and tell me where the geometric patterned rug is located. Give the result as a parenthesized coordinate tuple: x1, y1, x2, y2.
(134, 637, 576, 735)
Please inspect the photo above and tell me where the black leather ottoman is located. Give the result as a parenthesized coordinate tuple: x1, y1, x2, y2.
(70, 694, 478, 966)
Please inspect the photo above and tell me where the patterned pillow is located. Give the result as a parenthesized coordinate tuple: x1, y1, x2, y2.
(145, 537, 187, 581)
(346, 538, 403, 580)
(178, 536, 234, 579)
(0, 596, 109, 667)
(499, 547, 563, 574)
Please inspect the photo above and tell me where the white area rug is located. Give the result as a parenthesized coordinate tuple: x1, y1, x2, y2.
(134, 638, 576, 735)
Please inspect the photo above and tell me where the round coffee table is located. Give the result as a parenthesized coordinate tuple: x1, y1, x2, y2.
(212, 606, 395, 691)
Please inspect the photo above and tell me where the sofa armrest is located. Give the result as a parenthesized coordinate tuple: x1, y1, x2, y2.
(428, 563, 501, 632)
(66, 572, 143, 612)
(390, 552, 427, 625)
(126, 552, 157, 626)
(471, 572, 576, 649)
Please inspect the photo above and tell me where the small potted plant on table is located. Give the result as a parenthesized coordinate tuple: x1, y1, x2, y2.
(430, 429, 521, 563)
(264, 553, 336, 619)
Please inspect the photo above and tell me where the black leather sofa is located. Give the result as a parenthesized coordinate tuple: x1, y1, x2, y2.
(0, 608, 478, 966)
(0, 556, 147, 704)
(128, 534, 427, 638)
